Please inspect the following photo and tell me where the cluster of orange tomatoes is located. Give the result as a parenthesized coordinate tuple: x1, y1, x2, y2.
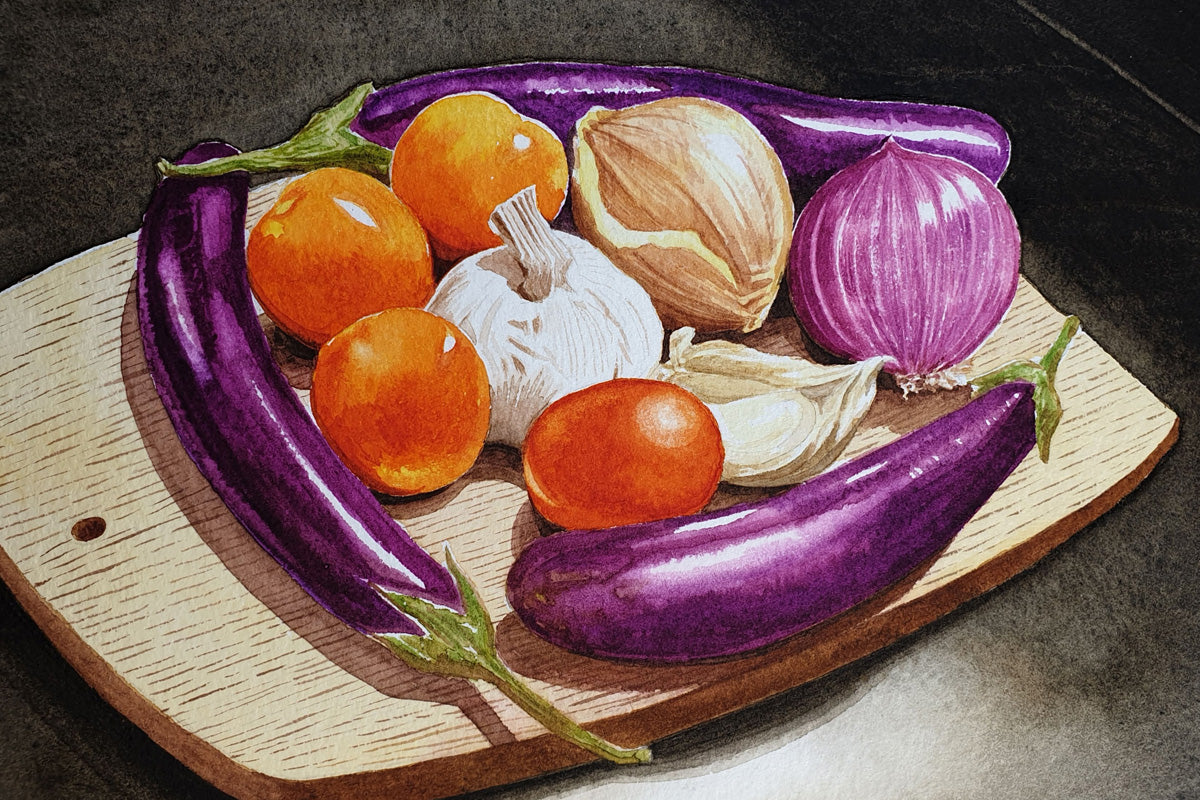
(247, 92, 723, 529)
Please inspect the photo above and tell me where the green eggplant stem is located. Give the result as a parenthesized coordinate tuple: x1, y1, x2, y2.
(970, 315, 1081, 462)
(373, 547, 652, 766)
(156, 83, 393, 180)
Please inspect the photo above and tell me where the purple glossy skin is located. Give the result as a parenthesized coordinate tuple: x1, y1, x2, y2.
(506, 382, 1036, 663)
(353, 61, 1011, 201)
(137, 142, 459, 636)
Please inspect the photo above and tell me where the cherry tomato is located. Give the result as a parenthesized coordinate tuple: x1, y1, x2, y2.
(247, 167, 434, 348)
(311, 308, 490, 496)
(390, 91, 569, 262)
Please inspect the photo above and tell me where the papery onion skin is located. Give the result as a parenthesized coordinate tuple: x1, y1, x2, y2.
(570, 96, 795, 334)
(787, 140, 1020, 393)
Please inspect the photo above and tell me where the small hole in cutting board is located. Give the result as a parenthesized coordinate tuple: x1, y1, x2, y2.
(71, 516, 107, 542)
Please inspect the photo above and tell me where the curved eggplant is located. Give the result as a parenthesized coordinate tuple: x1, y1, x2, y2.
(506, 318, 1078, 664)
(137, 141, 459, 636)
(353, 62, 1012, 190)
(159, 63, 1011, 200)
(137, 143, 650, 764)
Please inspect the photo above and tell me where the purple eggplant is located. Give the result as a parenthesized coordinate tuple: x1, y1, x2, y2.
(355, 62, 1011, 190)
(138, 141, 457, 636)
(136, 144, 649, 763)
(158, 63, 1011, 200)
(506, 317, 1079, 663)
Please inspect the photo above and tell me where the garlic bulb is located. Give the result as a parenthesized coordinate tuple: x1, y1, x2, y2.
(425, 186, 663, 447)
(652, 328, 883, 487)
(570, 96, 794, 334)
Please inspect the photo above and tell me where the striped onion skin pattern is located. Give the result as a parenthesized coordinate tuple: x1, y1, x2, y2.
(787, 140, 1020, 394)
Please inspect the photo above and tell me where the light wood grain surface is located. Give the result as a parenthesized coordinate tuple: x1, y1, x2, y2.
(0, 180, 1178, 799)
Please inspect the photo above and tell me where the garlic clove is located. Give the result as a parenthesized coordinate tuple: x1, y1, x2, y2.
(571, 97, 794, 334)
(710, 392, 821, 485)
(824, 354, 887, 451)
(653, 327, 883, 487)
(661, 327, 881, 397)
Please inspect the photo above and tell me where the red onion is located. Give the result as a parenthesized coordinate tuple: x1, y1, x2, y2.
(787, 139, 1020, 394)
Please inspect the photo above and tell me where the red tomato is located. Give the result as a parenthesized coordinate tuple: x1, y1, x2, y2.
(522, 379, 724, 529)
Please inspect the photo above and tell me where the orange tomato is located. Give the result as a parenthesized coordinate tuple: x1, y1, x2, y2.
(310, 308, 490, 497)
(389, 92, 569, 262)
(247, 167, 434, 348)
(522, 379, 724, 530)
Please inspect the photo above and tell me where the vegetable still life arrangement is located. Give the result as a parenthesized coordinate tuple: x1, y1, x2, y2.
(139, 140, 649, 764)
(127, 59, 1122, 787)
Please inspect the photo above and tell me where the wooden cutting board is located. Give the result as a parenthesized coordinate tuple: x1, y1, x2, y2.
(0, 180, 1178, 800)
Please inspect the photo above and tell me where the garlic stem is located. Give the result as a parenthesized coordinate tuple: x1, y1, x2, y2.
(488, 186, 571, 301)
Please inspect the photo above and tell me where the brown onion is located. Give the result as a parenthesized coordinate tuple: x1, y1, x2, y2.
(571, 96, 794, 333)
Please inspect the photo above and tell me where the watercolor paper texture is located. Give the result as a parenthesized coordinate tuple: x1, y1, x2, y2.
(2, 5, 1196, 798)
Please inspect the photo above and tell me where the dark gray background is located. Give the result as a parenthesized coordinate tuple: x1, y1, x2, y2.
(2, 1, 1197, 798)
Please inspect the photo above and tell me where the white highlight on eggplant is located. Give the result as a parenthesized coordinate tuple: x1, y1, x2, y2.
(646, 524, 795, 579)
(541, 85, 660, 95)
(164, 282, 202, 358)
(845, 460, 888, 484)
(675, 507, 758, 534)
(253, 384, 427, 590)
(780, 114, 1000, 149)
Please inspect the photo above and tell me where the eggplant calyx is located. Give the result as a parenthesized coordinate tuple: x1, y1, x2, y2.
(373, 546, 652, 766)
(970, 315, 1081, 462)
(156, 83, 392, 181)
